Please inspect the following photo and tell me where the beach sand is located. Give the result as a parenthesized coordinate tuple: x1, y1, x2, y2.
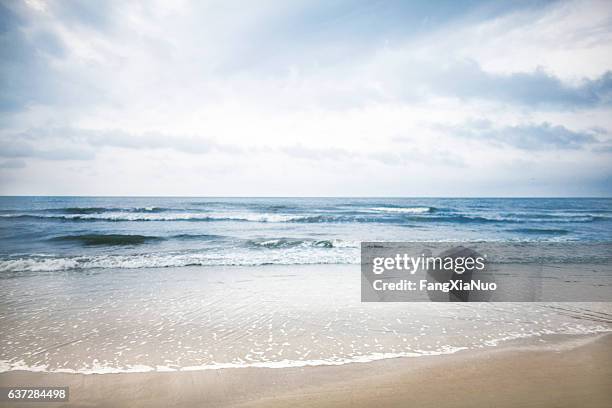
(1, 333, 610, 408)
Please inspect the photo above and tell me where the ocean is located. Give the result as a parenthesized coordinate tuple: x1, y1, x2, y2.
(0, 197, 611, 373)
(1, 197, 611, 272)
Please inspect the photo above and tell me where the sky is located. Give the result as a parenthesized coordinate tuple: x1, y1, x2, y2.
(1, 0, 611, 196)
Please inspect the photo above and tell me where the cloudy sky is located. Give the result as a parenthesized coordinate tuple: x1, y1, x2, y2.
(1, 0, 611, 196)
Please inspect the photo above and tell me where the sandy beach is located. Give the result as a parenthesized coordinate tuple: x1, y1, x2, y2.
(1, 333, 610, 408)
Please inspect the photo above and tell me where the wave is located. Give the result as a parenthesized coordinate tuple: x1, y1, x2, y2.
(171, 234, 224, 241)
(0, 249, 360, 272)
(0, 212, 303, 222)
(508, 228, 570, 235)
(49, 234, 162, 246)
(49, 207, 108, 214)
(248, 238, 358, 249)
(367, 206, 435, 214)
(48, 233, 229, 247)
(0, 345, 469, 374)
(42, 207, 170, 214)
(47, 234, 355, 248)
(248, 238, 306, 248)
(1, 328, 610, 374)
(1, 210, 609, 224)
(502, 212, 610, 221)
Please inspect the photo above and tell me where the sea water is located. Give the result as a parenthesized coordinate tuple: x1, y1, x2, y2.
(1, 197, 611, 373)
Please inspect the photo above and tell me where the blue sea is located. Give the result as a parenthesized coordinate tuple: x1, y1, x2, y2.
(1, 197, 611, 272)
(1, 197, 611, 374)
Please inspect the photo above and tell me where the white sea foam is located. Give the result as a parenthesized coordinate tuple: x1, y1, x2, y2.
(0, 349, 461, 374)
(368, 207, 432, 214)
(1, 212, 322, 223)
(2, 328, 610, 375)
(0, 257, 80, 272)
(0, 249, 360, 272)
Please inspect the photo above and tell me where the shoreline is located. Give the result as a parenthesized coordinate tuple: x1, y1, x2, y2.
(1, 322, 610, 375)
(1, 332, 610, 407)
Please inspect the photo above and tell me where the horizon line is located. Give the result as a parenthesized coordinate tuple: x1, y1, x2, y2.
(1, 195, 611, 199)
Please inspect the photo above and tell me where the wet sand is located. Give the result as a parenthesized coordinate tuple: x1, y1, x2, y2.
(1, 333, 610, 408)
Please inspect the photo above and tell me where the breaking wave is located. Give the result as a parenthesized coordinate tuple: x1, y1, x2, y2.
(50, 234, 162, 246)
(0, 248, 360, 272)
(247, 238, 358, 249)
(367, 206, 435, 214)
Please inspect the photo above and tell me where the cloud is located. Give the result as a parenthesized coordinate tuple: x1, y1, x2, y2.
(0, 159, 26, 169)
(1, 0, 611, 195)
(0, 127, 245, 160)
(437, 120, 601, 150)
(0, 137, 95, 160)
(592, 144, 612, 153)
(428, 61, 612, 108)
(280, 144, 353, 160)
(0, 2, 110, 112)
(2, 0, 599, 115)
(46, 0, 116, 31)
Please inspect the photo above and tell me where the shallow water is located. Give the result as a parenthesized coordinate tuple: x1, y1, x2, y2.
(1, 265, 611, 373)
